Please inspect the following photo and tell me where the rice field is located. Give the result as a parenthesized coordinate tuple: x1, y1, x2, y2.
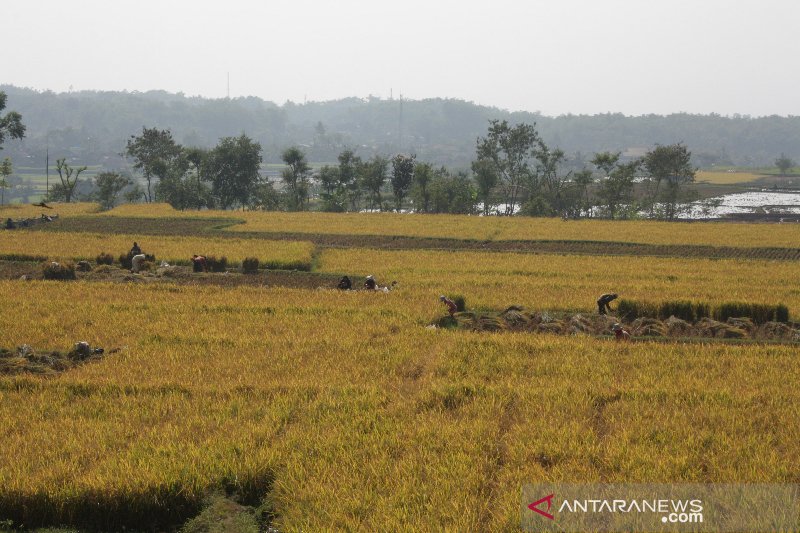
(1, 209, 799, 531)
(0, 201, 100, 219)
(317, 247, 800, 314)
(695, 170, 766, 185)
(89, 203, 800, 249)
(0, 230, 315, 269)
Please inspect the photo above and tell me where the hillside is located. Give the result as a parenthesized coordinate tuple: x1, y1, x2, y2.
(3, 85, 800, 170)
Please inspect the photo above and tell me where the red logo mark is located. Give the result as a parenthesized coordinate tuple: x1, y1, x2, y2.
(528, 493, 555, 520)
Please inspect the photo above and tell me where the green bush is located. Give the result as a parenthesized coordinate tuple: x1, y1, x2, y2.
(42, 261, 76, 280)
(242, 257, 259, 274)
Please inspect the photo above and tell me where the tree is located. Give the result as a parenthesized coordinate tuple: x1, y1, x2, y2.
(154, 153, 212, 210)
(207, 134, 262, 209)
(53, 158, 87, 203)
(390, 154, 415, 211)
(317, 165, 345, 212)
(428, 169, 476, 214)
(471, 159, 498, 216)
(93, 171, 132, 210)
(411, 161, 434, 213)
(535, 146, 571, 216)
(337, 149, 362, 211)
(572, 169, 594, 217)
(360, 155, 389, 211)
(596, 160, 638, 220)
(642, 143, 696, 220)
(0, 92, 25, 150)
(0, 157, 12, 205)
(184, 147, 211, 209)
(125, 127, 183, 203)
(475, 120, 542, 215)
(124, 184, 145, 204)
(775, 153, 795, 176)
(591, 152, 621, 177)
(281, 147, 311, 211)
(251, 180, 283, 211)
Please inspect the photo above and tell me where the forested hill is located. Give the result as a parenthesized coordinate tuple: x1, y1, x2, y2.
(3, 84, 799, 169)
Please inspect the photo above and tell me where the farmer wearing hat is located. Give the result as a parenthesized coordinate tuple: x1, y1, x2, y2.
(440, 295, 458, 316)
(612, 323, 630, 341)
(364, 275, 377, 290)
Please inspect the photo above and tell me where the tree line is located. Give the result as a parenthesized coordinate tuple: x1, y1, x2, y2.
(0, 88, 782, 219)
(40, 122, 699, 221)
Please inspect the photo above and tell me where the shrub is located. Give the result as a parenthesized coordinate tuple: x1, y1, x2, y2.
(95, 252, 114, 265)
(242, 257, 259, 274)
(42, 261, 76, 280)
(205, 256, 228, 273)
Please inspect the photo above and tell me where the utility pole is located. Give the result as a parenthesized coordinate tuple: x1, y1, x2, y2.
(227, 72, 230, 99)
(45, 146, 49, 198)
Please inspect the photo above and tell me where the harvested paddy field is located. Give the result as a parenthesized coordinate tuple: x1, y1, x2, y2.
(1, 203, 799, 531)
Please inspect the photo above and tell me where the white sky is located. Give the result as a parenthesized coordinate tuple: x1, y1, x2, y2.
(5, 0, 800, 116)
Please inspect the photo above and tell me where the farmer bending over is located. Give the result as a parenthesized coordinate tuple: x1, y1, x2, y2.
(439, 295, 458, 316)
(131, 254, 146, 273)
(597, 293, 618, 315)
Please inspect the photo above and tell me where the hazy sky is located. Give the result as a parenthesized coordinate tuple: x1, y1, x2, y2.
(6, 0, 800, 116)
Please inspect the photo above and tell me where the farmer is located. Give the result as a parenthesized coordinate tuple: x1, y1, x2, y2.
(597, 293, 618, 315)
(337, 275, 352, 290)
(364, 275, 377, 290)
(130, 253, 147, 273)
(130, 241, 142, 256)
(612, 323, 631, 341)
(5, 218, 15, 229)
(439, 295, 458, 316)
(191, 255, 207, 273)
